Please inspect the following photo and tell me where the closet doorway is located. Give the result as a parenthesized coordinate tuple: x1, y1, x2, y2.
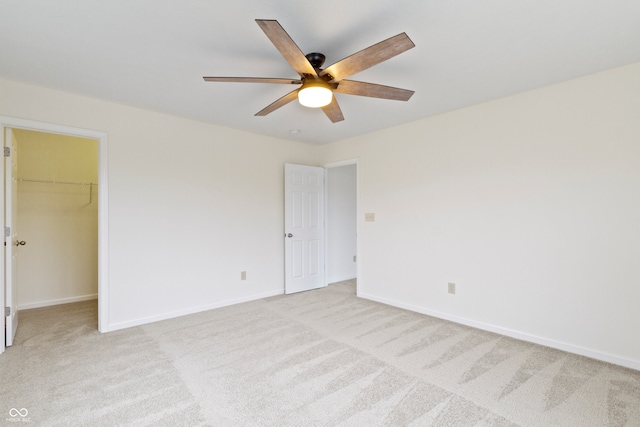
(13, 129, 99, 314)
(1, 117, 109, 355)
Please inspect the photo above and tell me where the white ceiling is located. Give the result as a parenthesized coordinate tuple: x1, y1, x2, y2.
(1, 1, 639, 144)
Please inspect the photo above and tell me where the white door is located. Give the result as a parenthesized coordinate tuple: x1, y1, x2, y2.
(284, 163, 325, 294)
(4, 128, 19, 346)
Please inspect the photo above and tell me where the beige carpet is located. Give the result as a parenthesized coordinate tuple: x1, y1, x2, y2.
(2, 280, 639, 426)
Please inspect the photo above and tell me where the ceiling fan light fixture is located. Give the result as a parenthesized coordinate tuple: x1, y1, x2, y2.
(298, 82, 332, 108)
(204, 20, 415, 123)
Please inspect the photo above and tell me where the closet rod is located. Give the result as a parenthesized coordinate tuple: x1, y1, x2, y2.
(18, 178, 97, 186)
(18, 178, 97, 204)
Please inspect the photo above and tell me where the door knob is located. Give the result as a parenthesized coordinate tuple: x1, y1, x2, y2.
(16, 240, 26, 246)
(286, 233, 293, 238)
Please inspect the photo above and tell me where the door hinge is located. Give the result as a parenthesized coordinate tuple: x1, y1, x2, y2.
(4, 227, 10, 237)
(4, 307, 9, 317)
(4, 146, 9, 157)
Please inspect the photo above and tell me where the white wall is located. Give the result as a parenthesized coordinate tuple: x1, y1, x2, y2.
(0, 77, 317, 330)
(327, 164, 357, 283)
(3, 60, 639, 369)
(15, 130, 98, 309)
(318, 62, 640, 369)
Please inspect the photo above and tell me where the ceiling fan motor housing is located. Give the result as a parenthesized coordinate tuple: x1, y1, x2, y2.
(305, 52, 326, 69)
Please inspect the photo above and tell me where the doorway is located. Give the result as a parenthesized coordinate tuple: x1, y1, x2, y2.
(14, 129, 98, 311)
(1, 117, 109, 355)
(325, 160, 358, 293)
(283, 160, 359, 296)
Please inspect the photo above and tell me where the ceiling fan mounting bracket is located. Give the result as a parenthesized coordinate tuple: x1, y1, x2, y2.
(301, 73, 338, 89)
(299, 77, 339, 91)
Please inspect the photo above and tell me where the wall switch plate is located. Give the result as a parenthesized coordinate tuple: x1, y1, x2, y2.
(448, 282, 456, 294)
(241, 271, 246, 280)
(365, 213, 375, 222)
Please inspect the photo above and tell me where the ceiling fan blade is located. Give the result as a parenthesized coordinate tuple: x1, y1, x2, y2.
(204, 77, 302, 84)
(321, 96, 345, 123)
(335, 80, 414, 101)
(320, 33, 415, 82)
(255, 19, 318, 77)
(255, 89, 300, 116)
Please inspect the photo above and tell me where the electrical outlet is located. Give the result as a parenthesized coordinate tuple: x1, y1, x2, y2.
(241, 271, 246, 281)
(448, 282, 456, 294)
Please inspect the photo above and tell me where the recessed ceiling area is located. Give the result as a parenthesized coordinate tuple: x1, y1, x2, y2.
(1, 1, 639, 144)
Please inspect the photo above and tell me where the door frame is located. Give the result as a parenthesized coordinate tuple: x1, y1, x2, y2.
(1, 116, 109, 354)
(323, 158, 359, 294)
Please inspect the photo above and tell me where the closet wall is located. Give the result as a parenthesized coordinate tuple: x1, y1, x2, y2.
(14, 129, 98, 309)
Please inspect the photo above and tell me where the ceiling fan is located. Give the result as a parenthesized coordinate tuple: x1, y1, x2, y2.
(203, 19, 415, 123)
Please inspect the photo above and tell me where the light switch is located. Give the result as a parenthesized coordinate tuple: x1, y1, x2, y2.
(365, 213, 375, 222)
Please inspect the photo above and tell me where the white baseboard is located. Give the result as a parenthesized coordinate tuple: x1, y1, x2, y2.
(106, 289, 283, 332)
(358, 291, 640, 372)
(19, 294, 98, 310)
